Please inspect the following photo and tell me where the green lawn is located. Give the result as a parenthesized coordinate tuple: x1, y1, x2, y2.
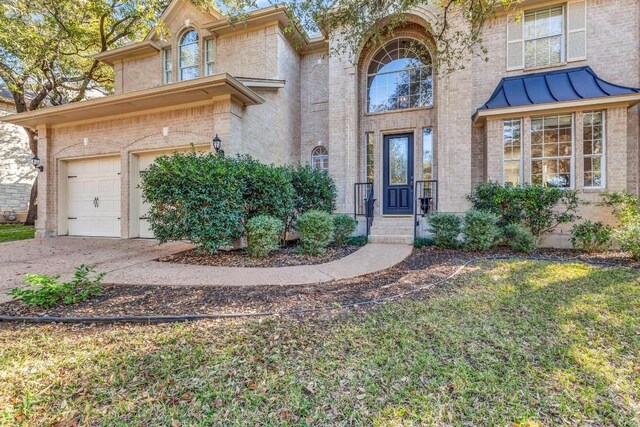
(0, 224, 34, 243)
(1, 260, 639, 426)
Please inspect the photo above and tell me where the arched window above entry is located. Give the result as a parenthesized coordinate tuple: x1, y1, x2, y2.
(367, 38, 433, 113)
(312, 146, 329, 171)
(179, 29, 199, 81)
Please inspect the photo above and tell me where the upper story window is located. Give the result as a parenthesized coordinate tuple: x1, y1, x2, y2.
(179, 30, 199, 81)
(205, 38, 215, 76)
(312, 146, 329, 172)
(507, 2, 587, 71)
(524, 6, 564, 68)
(163, 48, 173, 84)
(367, 38, 433, 113)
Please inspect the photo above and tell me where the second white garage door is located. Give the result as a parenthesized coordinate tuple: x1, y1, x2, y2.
(67, 156, 121, 237)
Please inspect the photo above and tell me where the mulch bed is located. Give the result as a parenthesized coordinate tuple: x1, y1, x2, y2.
(159, 244, 361, 268)
(1, 247, 638, 319)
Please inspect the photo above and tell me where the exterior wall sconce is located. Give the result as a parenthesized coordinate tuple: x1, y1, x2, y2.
(213, 134, 223, 155)
(31, 155, 44, 172)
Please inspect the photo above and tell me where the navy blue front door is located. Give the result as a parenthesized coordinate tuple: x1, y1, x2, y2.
(383, 133, 414, 215)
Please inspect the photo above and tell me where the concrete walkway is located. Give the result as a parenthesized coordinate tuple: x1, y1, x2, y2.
(0, 238, 413, 304)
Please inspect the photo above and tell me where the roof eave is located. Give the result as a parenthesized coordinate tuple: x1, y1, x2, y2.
(473, 93, 640, 123)
(94, 40, 161, 65)
(1, 74, 264, 129)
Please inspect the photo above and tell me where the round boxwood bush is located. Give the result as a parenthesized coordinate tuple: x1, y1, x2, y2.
(246, 215, 283, 258)
(462, 210, 501, 251)
(428, 213, 462, 248)
(504, 223, 536, 254)
(333, 214, 357, 246)
(297, 210, 335, 256)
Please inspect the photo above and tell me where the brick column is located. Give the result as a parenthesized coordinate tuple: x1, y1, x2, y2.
(35, 125, 55, 237)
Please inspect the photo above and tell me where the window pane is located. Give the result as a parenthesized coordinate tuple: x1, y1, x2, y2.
(423, 128, 433, 180)
(531, 114, 573, 188)
(583, 111, 605, 188)
(367, 38, 433, 113)
(524, 6, 564, 68)
(389, 137, 408, 185)
(179, 30, 199, 81)
(503, 119, 522, 185)
(366, 133, 375, 182)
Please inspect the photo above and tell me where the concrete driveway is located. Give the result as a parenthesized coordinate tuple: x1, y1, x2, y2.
(0, 238, 192, 304)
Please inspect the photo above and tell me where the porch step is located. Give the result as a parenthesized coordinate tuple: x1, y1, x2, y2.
(368, 216, 414, 245)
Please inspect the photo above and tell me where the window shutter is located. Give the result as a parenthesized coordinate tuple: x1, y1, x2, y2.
(506, 12, 524, 71)
(567, 1, 587, 62)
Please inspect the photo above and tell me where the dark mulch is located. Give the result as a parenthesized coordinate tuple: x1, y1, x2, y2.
(1, 247, 638, 319)
(159, 244, 361, 268)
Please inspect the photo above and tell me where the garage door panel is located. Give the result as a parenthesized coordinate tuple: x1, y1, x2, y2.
(67, 157, 121, 237)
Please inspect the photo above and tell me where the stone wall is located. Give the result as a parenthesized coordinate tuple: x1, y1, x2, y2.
(0, 101, 36, 221)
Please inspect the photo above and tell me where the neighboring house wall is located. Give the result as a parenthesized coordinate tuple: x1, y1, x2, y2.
(0, 100, 35, 222)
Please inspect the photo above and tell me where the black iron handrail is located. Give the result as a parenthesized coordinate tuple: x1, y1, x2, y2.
(414, 180, 438, 240)
(354, 182, 375, 236)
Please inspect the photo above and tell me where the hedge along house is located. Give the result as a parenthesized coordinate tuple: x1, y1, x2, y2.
(3, 0, 640, 246)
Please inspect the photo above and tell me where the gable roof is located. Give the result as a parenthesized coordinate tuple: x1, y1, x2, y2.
(474, 66, 640, 121)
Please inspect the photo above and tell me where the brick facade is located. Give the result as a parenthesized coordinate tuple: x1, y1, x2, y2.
(5, 0, 639, 247)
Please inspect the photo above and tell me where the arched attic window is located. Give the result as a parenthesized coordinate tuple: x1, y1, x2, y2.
(367, 38, 433, 113)
(179, 29, 200, 81)
(311, 146, 329, 171)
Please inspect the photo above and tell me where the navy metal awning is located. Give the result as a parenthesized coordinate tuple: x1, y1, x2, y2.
(476, 66, 640, 117)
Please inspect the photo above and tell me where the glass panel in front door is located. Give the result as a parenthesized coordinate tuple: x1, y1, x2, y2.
(389, 137, 409, 185)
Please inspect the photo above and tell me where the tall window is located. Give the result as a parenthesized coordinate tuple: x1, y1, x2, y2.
(367, 38, 433, 113)
(531, 114, 573, 188)
(524, 6, 564, 68)
(422, 128, 433, 180)
(312, 146, 329, 172)
(179, 30, 199, 81)
(163, 48, 173, 84)
(205, 39, 215, 76)
(366, 133, 374, 183)
(583, 111, 605, 188)
(503, 119, 522, 185)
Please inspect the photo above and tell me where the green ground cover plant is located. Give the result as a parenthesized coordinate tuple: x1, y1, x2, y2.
(10, 265, 105, 308)
(0, 224, 34, 243)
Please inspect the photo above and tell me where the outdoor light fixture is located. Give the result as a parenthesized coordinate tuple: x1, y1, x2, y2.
(212, 134, 222, 154)
(31, 155, 43, 172)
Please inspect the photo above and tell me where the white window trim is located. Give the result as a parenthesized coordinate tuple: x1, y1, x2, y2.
(502, 118, 524, 186)
(582, 110, 606, 190)
(523, 4, 566, 69)
(528, 114, 575, 190)
(205, 38, 215, 76)
(311, 146, 329, 172)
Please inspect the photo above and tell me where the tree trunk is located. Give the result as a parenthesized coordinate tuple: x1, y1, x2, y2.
(24, 178, 37, 226)
(23, 129, 38, 226)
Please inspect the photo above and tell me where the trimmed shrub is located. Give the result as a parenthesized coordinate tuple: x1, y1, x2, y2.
(414, 237, 434, 249)
(504, 223, 536, 254)
(345, 235, 368, 247)
(428, 213, 462, 248)
(141, 151, 245, 254)
(468, 182, 580, 242)
(616, 223, 640, 260)
(10, 265, 105, 308)
(287, 165, 337, 233)
(600, 192, 640, 259)
(333, 214, 357, 246)
(237, 155, 294, 223)
(462, 210, 501, 251)
(297, 210, 335, 256)
(246, 215, 283, 258)
(571, 220, 613, 253)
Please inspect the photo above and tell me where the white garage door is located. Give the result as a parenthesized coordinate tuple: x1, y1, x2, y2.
(67, 157, 121, 237)
(135, 147, 207, 238)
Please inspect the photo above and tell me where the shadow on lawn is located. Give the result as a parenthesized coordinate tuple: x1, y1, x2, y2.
(1, 260, 639, 426)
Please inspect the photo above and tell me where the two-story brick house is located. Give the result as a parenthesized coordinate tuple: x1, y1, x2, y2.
(3, 0, 639, 246)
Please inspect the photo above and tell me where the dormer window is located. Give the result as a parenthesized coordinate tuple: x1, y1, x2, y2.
(179, 29, 199, 81)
